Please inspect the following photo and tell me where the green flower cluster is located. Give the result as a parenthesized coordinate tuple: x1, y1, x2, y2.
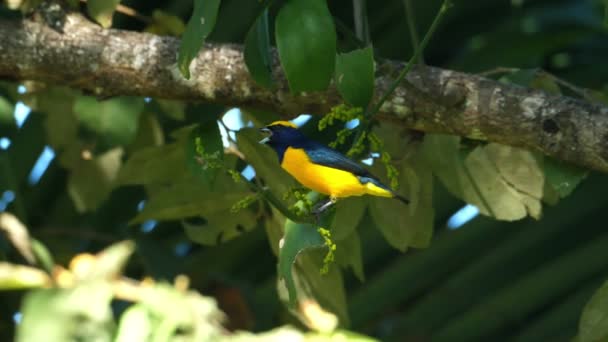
(317, 227, 336, 275)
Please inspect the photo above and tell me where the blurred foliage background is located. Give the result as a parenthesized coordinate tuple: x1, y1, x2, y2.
(1, 0, 608, 341)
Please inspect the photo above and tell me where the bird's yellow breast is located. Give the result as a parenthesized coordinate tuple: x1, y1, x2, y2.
(281, 147, 392, 198)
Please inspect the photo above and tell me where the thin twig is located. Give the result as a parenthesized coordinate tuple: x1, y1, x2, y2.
(367, 0, 453, 118)
(403, 0, 424, 64)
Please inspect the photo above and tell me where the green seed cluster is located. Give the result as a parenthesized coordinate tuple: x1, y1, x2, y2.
(317, 227, 337, 275)
(318, 104, 363, 131)
(194, 136, 222, 170)
(228, 169, 242, 183)
(288, 190, 314, 216)
(230, 195, 258, 213)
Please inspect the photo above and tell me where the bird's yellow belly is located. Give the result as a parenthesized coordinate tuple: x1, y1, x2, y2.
(281, 147, 386, 198)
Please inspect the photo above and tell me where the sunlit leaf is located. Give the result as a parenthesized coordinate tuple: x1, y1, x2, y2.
(275, 0, 336, 92)
(578, 279, 608, 342)
(178, 0, 222, 79)
(17, 283, 114, 342)
(244, 9, 273, 88)
(278, 219, 325, 308)
(465, 144, 543, 220)
(79, 240, 135, 281)
(0, 212, 35, 263)
(0, 262, 49, 290)
(87, 0, 121, 28)
(335, 47, 375, 108)
(423, 135, 544, 221)
(115, 305, 151, 342)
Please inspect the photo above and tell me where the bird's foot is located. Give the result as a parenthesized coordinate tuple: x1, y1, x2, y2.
(311, 196, 337, 225)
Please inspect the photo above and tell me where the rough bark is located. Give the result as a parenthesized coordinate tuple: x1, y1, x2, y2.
(1, 13, 608, 173)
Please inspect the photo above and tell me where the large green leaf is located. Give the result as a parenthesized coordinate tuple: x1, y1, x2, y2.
(465, 144, 543, 220)
(330, 197, 367, 241)
(422, 135, 544, 221)
(130, 172, 251, 224)
(116, 141, 188, 186)
(334, 228, 365, 281)
(183, 208, 257, 245)
(73, 96, 144, 148)
(578, 279, 608, 342)
(67, 147, 123, 212)
(335, 47, 375, 108)
(544, 157, 588, 198)
(177, 0, 222, 79)
(244, 9, 273, 88)
(275, 0, 337, 92)
(278, 219, 325, 308)
(87, 0, 121, 28)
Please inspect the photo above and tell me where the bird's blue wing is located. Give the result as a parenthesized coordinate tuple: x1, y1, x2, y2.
(302, 142, 372, 177)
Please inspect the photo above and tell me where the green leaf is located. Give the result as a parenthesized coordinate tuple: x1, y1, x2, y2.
(278, 219, 325, 308)
(146, 10, 186, 36)
(544, 156, 588, 198)
(422, 135, 544, 221)
(335, 229, 365, 281)
(0, 263, 49, 290)
(128, 113, 164, 152)
(183, 208, 257, 245)
(330, 197, 366, 241)
(236, 128, 295, 198)
(117, 141, 188, 186)
(17, 283, 114, 342)
(275, 0, 337, 92)
(177, 0, 222, 79)
(185, 120, 223, 187)
(117, 283, 224, 341)
(67, 148, 123, 212)
(85, 240, 135, 281)
(0, 95, 14, 127)
(130, 173, 251, 224)
(335, 47, 375, 108)
(115, 305, 151, 342)
(244, 9, 273, 88)
(87, 0, 121, 28)
(74, 96, 144, 148)
(578, 279, 608, 342)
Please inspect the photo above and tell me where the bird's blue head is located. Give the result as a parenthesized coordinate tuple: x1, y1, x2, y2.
(259, 121, 306, 162)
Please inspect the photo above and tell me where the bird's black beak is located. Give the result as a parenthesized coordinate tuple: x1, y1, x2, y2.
(259, 127, 271, 144)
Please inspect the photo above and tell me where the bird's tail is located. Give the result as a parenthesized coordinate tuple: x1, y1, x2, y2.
(393, 193, 410, 205)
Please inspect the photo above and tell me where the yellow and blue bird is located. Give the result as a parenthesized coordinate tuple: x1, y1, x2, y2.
(259, 120, 409, 214)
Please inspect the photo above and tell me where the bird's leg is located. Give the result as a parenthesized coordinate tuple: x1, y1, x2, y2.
(312, 196, 337, 224)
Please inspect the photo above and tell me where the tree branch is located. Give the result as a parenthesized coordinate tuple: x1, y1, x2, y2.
(1, 14, 608, 173)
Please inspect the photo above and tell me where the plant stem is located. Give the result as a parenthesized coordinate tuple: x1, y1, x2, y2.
(403, 0, 424, 64)
(367, 0, 453, 118)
